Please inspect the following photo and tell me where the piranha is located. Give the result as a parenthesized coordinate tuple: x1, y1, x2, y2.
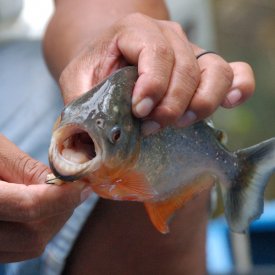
(48, 66, 275, 234)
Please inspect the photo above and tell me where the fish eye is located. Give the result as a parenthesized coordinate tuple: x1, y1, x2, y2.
(109, 126, 121, 143)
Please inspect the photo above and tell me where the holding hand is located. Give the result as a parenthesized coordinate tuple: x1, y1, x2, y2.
(0, 134, 92, 262)
(57, 13, 255, 135)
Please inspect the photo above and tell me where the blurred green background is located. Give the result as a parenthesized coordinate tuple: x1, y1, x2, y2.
(212, 0, 275, 200)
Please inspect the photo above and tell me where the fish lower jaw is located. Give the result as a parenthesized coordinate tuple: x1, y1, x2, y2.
(52, 158, 90, 177)
(50, 147, 101, 178)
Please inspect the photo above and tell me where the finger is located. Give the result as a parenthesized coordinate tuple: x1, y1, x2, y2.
(221, 62, 255, 108)
(145, 21, 200, 127)
(0, 134, 49, 185)
(0, 180, 92, 222)
(178, 53, 234, 127)
(129, 42, 174, 119)
(60, 13, 175, 108)
(0, 212, 72, 255)
(116, 14, 176, 119)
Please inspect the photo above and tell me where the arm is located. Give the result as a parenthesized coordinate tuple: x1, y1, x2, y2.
(44, 0, 169, 78)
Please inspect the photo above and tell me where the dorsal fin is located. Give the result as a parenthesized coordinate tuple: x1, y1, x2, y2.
(205, 119, 227, 145)
(144, 174, 215, 234)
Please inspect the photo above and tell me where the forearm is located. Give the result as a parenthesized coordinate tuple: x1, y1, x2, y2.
(43, 0, 169, 80)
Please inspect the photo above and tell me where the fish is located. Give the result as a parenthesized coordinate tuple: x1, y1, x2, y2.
(48, 66, 275, 234)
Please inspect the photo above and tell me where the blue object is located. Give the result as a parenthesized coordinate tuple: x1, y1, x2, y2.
(207, 201, 275, 274)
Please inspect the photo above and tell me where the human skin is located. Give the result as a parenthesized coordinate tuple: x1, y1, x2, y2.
(62, 192, 211, 275)
(0, 134, 91, 262)
(43, 0, 255, 273)
(44, 0, 255, 133)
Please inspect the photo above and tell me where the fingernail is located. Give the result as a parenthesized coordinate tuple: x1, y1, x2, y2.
(80, 187, 93, 203)
(226, 88, 242, 107)
(141, 120, 161, 136)
(176, 111, 197, 127)
(134, 97, 154, 117)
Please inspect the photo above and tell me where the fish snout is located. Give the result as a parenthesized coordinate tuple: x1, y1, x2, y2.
(49, 124, 101, 181)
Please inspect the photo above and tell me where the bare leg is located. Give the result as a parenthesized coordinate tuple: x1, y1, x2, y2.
(62, 190, 210, 275)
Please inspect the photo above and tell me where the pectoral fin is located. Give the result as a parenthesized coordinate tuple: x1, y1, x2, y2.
(93, 169, 156, 201)
(144, 174, 215, 234)
(113, 170, 157, 201)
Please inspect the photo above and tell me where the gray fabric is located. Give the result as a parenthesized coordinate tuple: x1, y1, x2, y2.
(0, 40, 98, 275)
(0, 40, 63, 163)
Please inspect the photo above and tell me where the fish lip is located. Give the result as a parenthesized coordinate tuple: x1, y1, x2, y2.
(49, 162, 84, 182)
(49, 123, 102, 181)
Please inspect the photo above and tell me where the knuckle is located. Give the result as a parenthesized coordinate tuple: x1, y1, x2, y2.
(152, 43, 174, 62)
(177, 63, 200, 89)
(169, 21, 185, 36)
(194, 96, 216, 116)
(21, 197, 41, 222)
(149, 75, 166, 93)
(213, 60, 234, 88)
(222, 66, 234, 87)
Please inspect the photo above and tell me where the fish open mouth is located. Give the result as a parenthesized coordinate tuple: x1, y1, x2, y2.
(49, 125, 101, 180)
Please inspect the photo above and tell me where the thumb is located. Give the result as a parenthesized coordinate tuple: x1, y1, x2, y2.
(0, 134, 49, 185)
(58, 32, 123, 105)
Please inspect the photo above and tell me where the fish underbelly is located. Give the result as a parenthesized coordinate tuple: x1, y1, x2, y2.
(143, 164, 216, 200)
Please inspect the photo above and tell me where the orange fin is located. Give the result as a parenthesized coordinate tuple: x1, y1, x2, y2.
(144, 174, 215, 234)
(112, 170, 157, 201)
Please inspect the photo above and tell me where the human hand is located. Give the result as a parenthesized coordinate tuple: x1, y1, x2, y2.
(0, 134, 92, 262)
(58, 13, 255, 135)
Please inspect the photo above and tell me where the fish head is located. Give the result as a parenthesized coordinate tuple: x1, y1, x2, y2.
(48, 66, 141, 181)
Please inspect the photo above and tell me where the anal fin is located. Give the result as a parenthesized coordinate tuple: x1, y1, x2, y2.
(144, 174, 215, 234)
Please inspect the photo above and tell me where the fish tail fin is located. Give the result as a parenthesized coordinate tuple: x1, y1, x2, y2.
(222, 138, 275, 233)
